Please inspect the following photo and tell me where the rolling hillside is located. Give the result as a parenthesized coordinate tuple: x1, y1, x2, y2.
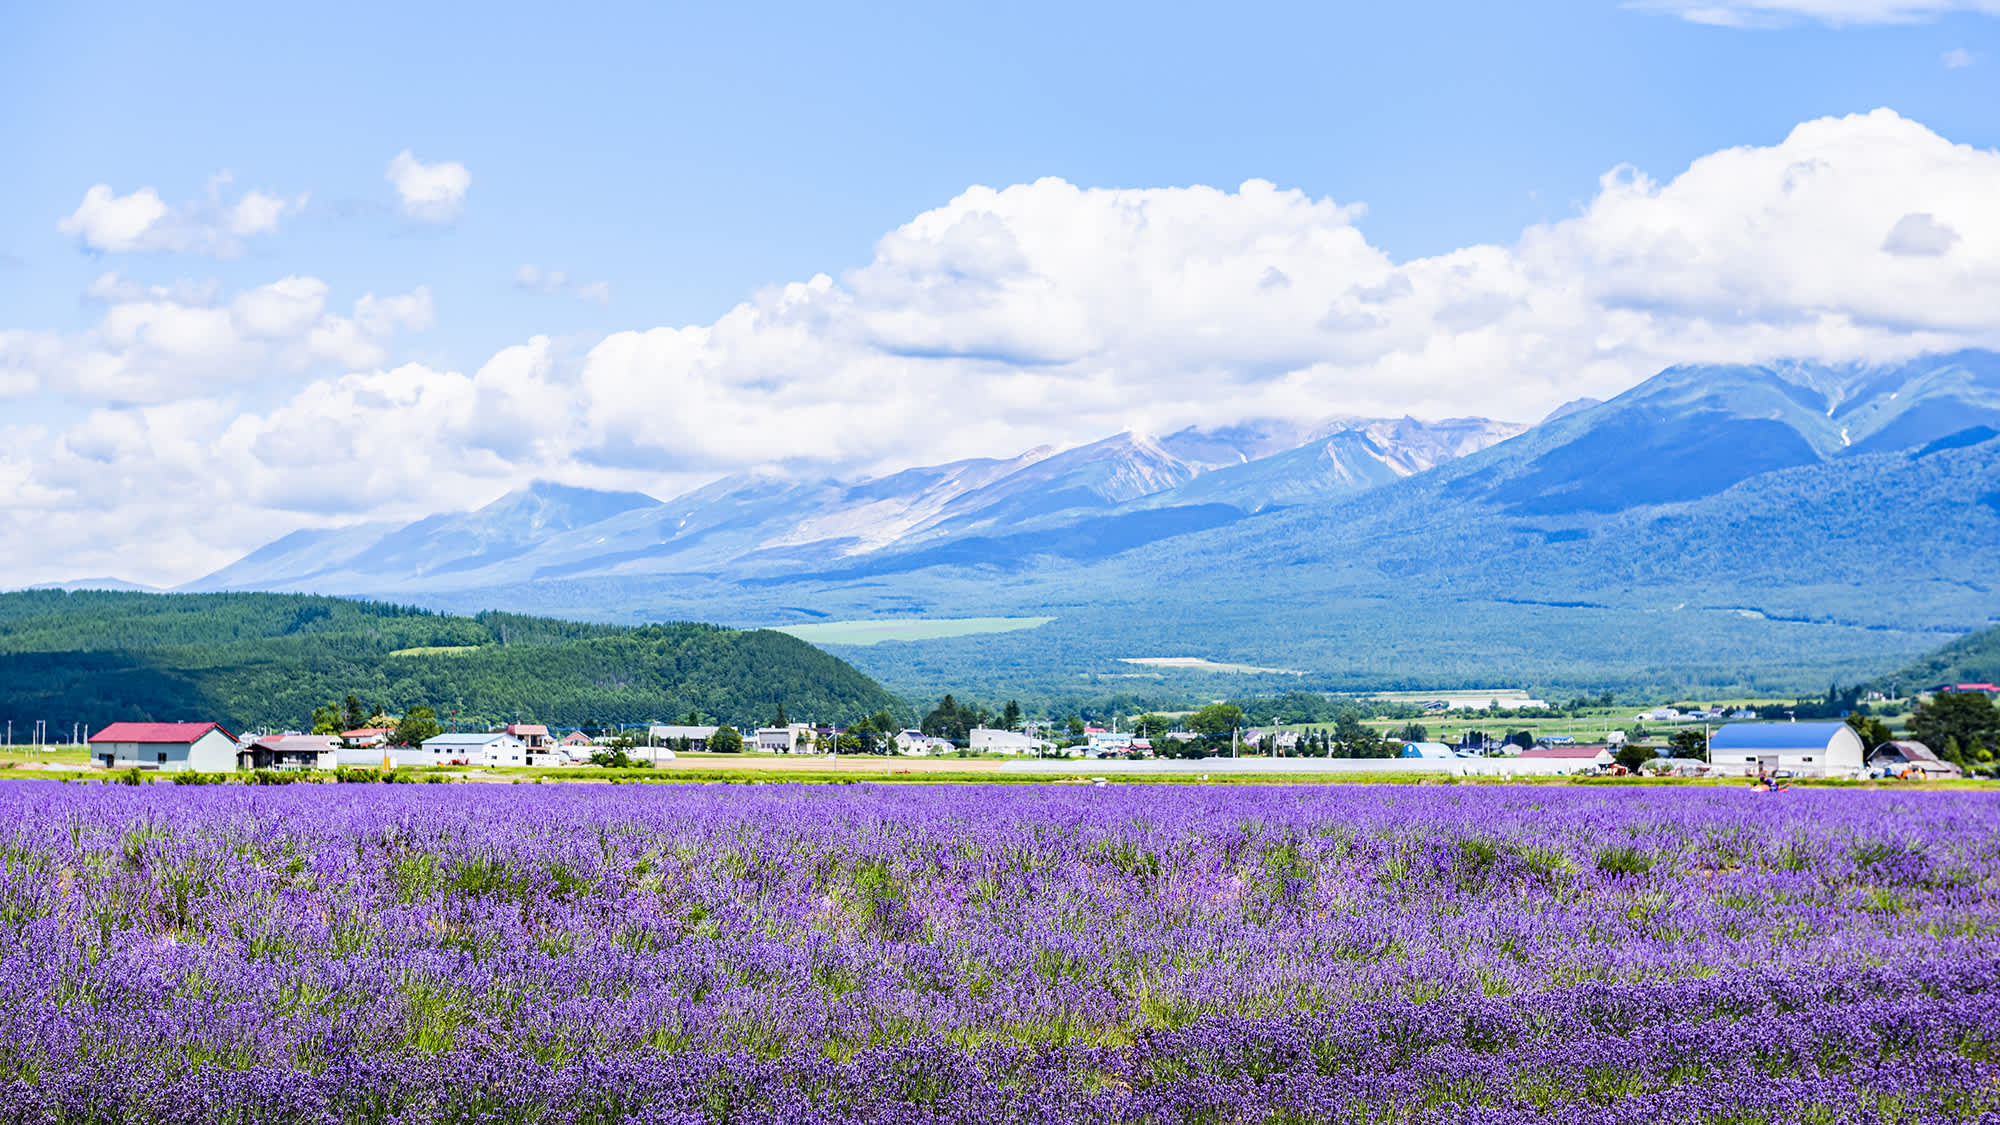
(0, 591, 901, 734)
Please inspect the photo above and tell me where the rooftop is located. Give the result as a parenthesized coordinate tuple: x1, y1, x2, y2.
(90, 721, 235, 745)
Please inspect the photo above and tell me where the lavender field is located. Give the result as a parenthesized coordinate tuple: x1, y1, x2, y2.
(2, 782, 1998, 1123)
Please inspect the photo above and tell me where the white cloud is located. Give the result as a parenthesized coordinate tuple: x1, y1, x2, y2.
(1943, 46, 1979, 66)
(3, 275, 431, 405)
(4, 108, 2000, 587)
(386, 150, 470, 224)
(516, 264, 611, 303)
(57, 174, 307, 256)
(1637, 0, 2000, 24)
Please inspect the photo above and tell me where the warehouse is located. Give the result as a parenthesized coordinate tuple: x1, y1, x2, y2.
(88, 722, 239, 772)
(1707, 722, 1866, 779)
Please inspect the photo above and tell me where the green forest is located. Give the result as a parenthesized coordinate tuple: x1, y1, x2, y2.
(0, 590, 902, 733)
(1871, 623, 2000, 694)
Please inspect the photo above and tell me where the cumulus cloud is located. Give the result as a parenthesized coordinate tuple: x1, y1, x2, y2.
(1943, 46, 1979, 66)
(4, 108, 2000, 586)
(516, 265, 611, 304)
(386, 150, 470, 224)
(57, 174, 307, 256)
(2, 275, 432, 405)
(1637, 0, 2000, 24)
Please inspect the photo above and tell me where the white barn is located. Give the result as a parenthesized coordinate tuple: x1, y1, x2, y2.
(419, 732, 529, 767)
(89, 722, 240, 772)
(1707, 722, 1866, 779)
(970, 727, 1049, 755)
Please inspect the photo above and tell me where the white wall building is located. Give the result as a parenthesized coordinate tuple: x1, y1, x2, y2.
(650, 724, 721, 750)
(88, 722, 240, 772)
(419, 732, 529, 767)
(970, 727, 1050, 755)
(1707, 722, 1866, 779)
(754, 724, 815, 753)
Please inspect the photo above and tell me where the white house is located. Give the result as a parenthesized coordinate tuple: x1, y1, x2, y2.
(89, 722, 240, 772)
(893, 729, 954, 755)
(503, 723, 554, 750)
(1086, 731, 1135, 757)
(754, 724, 815, 753)
(970, 727, 1049, 755)
(339, 726, 394, 749)
(1707, 722, 1866, 779)
(419, 732, 529, 767)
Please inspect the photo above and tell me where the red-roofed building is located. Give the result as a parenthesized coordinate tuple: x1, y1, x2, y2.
(1515, 745, 1614, 770)
(504, 723, 552, 749)
(340, 727, 395, 749)
(89, 722, 239, 772)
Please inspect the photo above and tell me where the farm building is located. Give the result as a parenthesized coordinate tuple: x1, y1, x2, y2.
(89, 722, 239, 772)
(1707, 722, 1866, 779)
(238, 734, 337, 771)
(1400, 742, 1456, 759)
(754, 724, 815, 753)
(1867, 740, 1962, 780)
(420, 732, 529, 767)
(649, 724, 720, 750)
(1516, 745, 1615, 771)
(970, 728, 1049, 755)
(504, 723, 553, 750)
(340, 727, 393, 748)
(894, 729, 954, 755)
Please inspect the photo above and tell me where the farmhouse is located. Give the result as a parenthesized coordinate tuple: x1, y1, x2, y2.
(340, 727, 393, 748)
(420, 731, 528, 767)
(1867, 740, 1962, 780)
(504, 723, 553, 749)
(88, 722, 239, 772)
(893, 729, 954, 755)
(1707, 722, 1866, 779)
(237, 734, 337, 771)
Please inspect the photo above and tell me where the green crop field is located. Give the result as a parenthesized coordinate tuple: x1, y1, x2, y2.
(771, 616, 1055, 646)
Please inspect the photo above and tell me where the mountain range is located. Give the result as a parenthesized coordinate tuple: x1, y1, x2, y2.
(170, 351, 2000, 704)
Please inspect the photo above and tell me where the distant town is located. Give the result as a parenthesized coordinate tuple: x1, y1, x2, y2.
(19, 680, 1993, 784)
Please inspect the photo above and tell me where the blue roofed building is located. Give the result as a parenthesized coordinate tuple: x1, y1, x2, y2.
(1707, 722, 1866, 779)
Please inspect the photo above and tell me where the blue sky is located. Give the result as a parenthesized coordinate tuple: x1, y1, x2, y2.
(2, 0, 1999, 585)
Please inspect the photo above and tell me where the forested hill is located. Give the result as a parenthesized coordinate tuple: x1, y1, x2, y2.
(0, 590, 902, 733)
(1871, 625, 2000, 694)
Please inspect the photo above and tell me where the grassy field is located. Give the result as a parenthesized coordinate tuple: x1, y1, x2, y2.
(770, 616, 1055, 645)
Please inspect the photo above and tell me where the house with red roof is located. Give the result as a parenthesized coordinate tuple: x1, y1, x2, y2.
(88, 721, 239, 772)
(504, 723, 552, 750)
(340, 727, 395, 749)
